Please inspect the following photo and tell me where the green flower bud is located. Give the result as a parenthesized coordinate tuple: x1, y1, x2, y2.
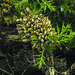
(37, 29, 40, 32)
(41, 28, 43, 32)
(31, 31, 34, 34)
(28, 28, 32, 31)
(36, 32, 39, 35)
(24, 30, 28, 34)
(44, 31, 47, 35)
(31, 24, 34, 28)
(41, 39, 44, 42)
(21, 12, 25, 16)
(28, 21, 31, 24)
(22, 39, 29, 43)
(45, 36, 47, 40)
(32, 18, 35, 22)
(34, 26, 36, 30)
(42, 35, 44, 38)
(26, 33, 30, 37)
(23, 17, 27, 21)
(38, 36, 41, 40)
(20, 18, 22, 21)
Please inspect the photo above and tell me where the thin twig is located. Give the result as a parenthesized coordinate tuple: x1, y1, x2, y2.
(21, 64, 31, 75)
(25, 54, 33, 63)
(32, 49, 36, 66)
(6, 57, 15, 75)
(0, 68, 12, 75)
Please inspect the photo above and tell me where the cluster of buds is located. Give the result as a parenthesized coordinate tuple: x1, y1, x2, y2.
(16, 7, 58, 50)
(0, 0, 18, 26)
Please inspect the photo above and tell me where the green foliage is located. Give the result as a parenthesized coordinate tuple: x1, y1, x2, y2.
(29, 0, 55, 14)
(11, 0, 55, 14)
(38, 0, 55, 12)
(31, 35, 38, 41)
(60, 0, 75, 14)
(42, 0, 75, 31)
(57, 23, 75, 50)
(11, 0, 28, 14)
(34, 48, 46, 69)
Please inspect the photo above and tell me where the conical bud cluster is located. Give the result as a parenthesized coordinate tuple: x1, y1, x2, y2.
(16, 7, 57, 49)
